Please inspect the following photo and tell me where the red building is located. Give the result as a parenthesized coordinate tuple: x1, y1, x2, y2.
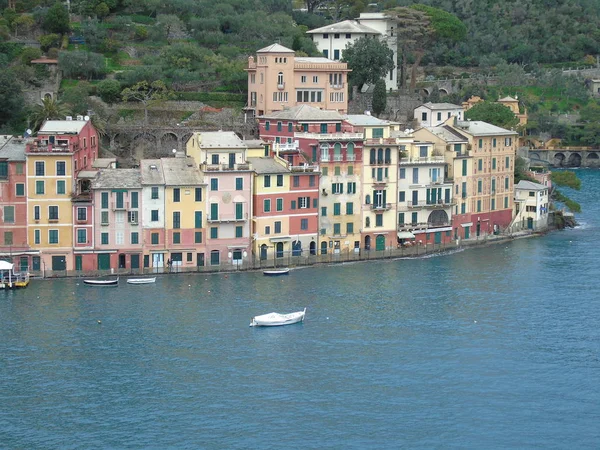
(0, 136, 32, 272)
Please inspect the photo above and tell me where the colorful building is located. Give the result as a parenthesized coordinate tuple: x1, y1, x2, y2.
(26, 119, 98, 273)
(307, 13, 398, 91)
(140, 159, 167, 271)
(247, 156, 294, 261)
(413, 102, 464, 128)
(91, 169, 143, 272)
(513, 180, 550, 231)
(447, 118, 518, 238)
(245, 44, 349, 117)
(397, 139, 454, 246)
(315, 133, 363, 255)
(0, 136, 33, 272)
(162, 155, 206, 270)
(186, 131, 253, 267)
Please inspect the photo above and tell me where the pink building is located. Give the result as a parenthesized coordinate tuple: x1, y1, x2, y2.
(0, 136, 31, 272)
(245, 44, 349, 117)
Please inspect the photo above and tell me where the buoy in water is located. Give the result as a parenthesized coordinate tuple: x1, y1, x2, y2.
(97, 320, 102, 324)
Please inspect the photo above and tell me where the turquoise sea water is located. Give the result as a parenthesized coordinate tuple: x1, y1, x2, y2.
(1, 171, 599, 449)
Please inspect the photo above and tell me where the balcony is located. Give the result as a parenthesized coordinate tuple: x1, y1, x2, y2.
(369, 158, 392, 166)
(407, 200, 455, 209)
(203, 162, 252, 172)
(277, 82, 285, 90)
(294, 132, 363, 141)
(290, 164, 319, 172)
(330, 82, 344, 89)
(111, 201, 129, 211)
(274, 141, 299, 153)
(207, 213, 248, 223)
(372, 177, 389, 185)
(398, 221, 451, 231)
(400, 156, 445, 165)
(48, 217, 60, 223)
(347, 154, 356, 161)
(27, 140, 79, 154)
(370, 203, 392, 211)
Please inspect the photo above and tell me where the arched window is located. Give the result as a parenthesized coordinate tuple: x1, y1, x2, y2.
(365, 194, 371, 205)
(334, 143, 341, 161)
(276, 242, 284, 258)
(277, 72, 284, 86)
(365, 217, 371, 228)
(370, 149, 376, 164)
(347, 142, 355, 161)
(320, 143, 330, 162)
(260, 244, 268, 260)
(377, 148, 384, 164)
(385, 148, 391, 164)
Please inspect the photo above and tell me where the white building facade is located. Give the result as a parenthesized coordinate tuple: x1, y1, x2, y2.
(414, 103, 464, 127)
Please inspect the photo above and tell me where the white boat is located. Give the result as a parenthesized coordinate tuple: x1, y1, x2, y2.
(83, 277, 119, 286)
(250, 308, 306, 327)
(263, 268, 290, 276)
(126, 277, 156, 284)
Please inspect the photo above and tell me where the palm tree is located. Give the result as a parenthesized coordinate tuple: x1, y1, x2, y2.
(30, 96, 70, 131)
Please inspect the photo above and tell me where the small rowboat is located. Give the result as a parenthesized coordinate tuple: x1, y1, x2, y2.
(263, 268, 290, 276)
(83, 277, 119, 286)
(126, 277, 156, 285)
(250, 308, 306, 327)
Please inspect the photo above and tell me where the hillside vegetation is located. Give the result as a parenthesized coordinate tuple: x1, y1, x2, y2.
(1, 0, 600, 145)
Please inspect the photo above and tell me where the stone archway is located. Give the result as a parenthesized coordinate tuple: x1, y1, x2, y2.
(553, 152, 565, 167)
(567, 152, 581, 167)
(159, 132, 179, 155)
(421, 87, 431, 97)
(587, 152, 599, 168)
(438, 88, 449, 96)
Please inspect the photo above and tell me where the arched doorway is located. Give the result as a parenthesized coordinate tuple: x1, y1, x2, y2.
(320, 241, 327, 255)
(364, 235, 371, 251)
(276, 242, 284, 258)
(309, 241, 316, 255)
(428, 210, 449, 227)
(292, 240, 302, 256)
(260, 244, 268, 260)
(375, 235, 385, 251)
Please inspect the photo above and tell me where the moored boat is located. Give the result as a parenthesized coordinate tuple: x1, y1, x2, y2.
(263, 268, 290, 276)
(126, 277, 156, 285)
(83, 277, 119, 286)
(250, 308, 306, 327)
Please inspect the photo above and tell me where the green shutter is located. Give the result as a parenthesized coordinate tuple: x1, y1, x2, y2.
(195, 211, 202, 228)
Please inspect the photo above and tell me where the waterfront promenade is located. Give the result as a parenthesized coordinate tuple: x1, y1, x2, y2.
(32, 227, 546, 279)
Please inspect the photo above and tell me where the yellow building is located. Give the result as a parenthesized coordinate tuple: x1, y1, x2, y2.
(162, 156, 206, 270)
(26, 148, 74, 273)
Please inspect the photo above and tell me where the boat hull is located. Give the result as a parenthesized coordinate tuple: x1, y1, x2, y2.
(263, 268, 290, 276)
(250, 308, 306, 327)
(126, 277, 156, 284)
(83, 278, 119, 286)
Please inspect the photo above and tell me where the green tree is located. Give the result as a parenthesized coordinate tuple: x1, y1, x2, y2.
(386, 5, 465, 89)
(61, 82, 91, 115)
(43, 2, 70, 35)
(20, 47, 42, 65)
(30, 97, 70, 131)
(58, 50, 106, 80)
(97, 79, 122, 104)
(13, 14, 35, 38)
(120, 80, 175, 125)
(342, 36, 394, 88)
(464, 101, 519, 130)
(0, 69, 24, 128)
(372, 79, 387, 116)
(38, 33, 61, 52)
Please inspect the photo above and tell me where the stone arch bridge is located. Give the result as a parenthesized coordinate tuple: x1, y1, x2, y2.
(526, 148, 600, 168)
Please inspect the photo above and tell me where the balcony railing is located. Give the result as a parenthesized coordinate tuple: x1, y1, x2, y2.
(277, 82, 285, 90)
(330, 83, 344, 89)
(207, 213, 248, 223)
(111, 201, 129, 211)
(347, 154, 356, 161)
(290, 164, 319, 172)
(294, 132, 363, 141)
(372, 177, 389, 184)
(370, 203, 392, 211)
(28, 142, 79, 153)
(398, 221, 452, 231)
(406, 200, 454, 208)
(203, 162, 252, 172)
(369, 159, 392, 166)
(400, 156, 445, 165)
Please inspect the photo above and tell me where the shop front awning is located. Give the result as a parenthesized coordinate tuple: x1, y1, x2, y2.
(397, 231, 415, 239)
